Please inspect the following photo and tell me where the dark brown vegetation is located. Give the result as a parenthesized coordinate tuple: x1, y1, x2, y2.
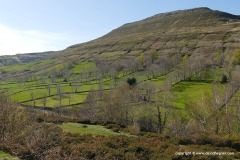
(0, 95, 240, 160)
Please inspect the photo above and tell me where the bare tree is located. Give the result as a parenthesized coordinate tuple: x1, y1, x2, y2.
(211, 82, 224, 134)
(41, 94, 47, 108)
(156, 84, 172, 133)
(101, 82, 134, 125)
(67, 94, 71, 105)
(98, 80, 104, 100)
(167, 113, 195, 138)
(40, 76, 46, 84)
(141, 81, 159, 102)
(82, 90, 98, 120)
(71, 76, 80, 92)
(147, 64, 160, 79)
(46, 85, 52, 96)
(186, 92, 213, 133)
(0, 94, 30, 142)
(30, 92, 36, 107)
(56, 84, 63, 107)
(179, 54, 191, 80)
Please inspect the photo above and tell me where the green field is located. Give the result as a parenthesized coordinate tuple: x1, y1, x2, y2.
(60, 123, 131, 136)
(172, 81, 213, 109)
(0, 68, 218, 111)
(0, 60, 170, 109)
(0, 58, 227, 115)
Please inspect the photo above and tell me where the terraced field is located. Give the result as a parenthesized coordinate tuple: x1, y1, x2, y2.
(0, 59, 224, 112)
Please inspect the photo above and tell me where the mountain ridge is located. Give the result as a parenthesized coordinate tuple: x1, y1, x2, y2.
(59, 8, 239, 69)
(66, 7, 240, 52)
(2, 8, 240, 69)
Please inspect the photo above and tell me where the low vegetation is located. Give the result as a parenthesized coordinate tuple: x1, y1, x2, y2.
(59, 122, 131, 136)
(0, 96, 240, 160)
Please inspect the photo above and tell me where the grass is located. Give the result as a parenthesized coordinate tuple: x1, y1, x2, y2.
(60, 122, 131, 136)
(1, 66, 206, 110)
(0, 59, 224, 112)
(0, 151, 18, 160)
(0, 66, 217, 112)
(73, 61, 96, 73)
(171, 81, 213, 109)
(1, 59, 170, 108)
(1, 59, 54, 74)
(32, 93, 88, 107)
(149, 74, 167, 86)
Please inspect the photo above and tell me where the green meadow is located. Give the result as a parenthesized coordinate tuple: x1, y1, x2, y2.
(0, 60, 220, 111)
(172, 81, 213, 109)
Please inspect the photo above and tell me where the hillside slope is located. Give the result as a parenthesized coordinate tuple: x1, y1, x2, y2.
(0, 51, 55, 66)
(59, 7, 240, 66)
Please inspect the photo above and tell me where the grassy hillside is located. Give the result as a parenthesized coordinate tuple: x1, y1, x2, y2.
(0, 7, 238, 116)
(1, 8, 240, 160)
(62, 8, 240, 66)
(0, 51, 55, 66)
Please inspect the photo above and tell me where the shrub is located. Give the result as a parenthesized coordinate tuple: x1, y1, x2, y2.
(105, 122, 125, 129)
(232, 50, 240, 65)
(112, 128, 120, 132)
(221, 74, 228, 83)
(82, 125, 88, 128)
(36, 117, 44, 123)
(178, 139, 193, 145)
(77, 119, 91, 124)
(232, 141, 240, 151)
(127, 77, 137, 86)
(126, 124, 141, 135)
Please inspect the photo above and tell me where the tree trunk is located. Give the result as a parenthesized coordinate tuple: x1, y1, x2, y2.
(215, 111, 219, 134)
(157, 106, 162, 133)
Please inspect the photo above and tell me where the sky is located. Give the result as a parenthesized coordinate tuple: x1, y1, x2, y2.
(0, 0, 240, 55)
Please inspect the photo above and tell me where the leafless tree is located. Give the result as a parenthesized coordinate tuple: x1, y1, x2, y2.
(156, 84, 172, 133)
(186, 92, 213, 133)
(40, 76, 46, 84)
(0, 94, 31, 142)
(41, 94, 47, 108)
(30, 92, 36, 107)
(67, 94, 71, 105)
(56, 84, 63, 107)
(46, 85, 51, 96)
(141, 81, 159, 102)
(211, 82, 224, 134)
(82, 90, 99, 120)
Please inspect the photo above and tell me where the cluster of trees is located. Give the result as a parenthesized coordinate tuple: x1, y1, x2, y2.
(0, 94, 62, 159)
(80, 79, 171, 133)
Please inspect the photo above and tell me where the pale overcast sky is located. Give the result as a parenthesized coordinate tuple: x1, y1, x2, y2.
(0, 0, 239, 55)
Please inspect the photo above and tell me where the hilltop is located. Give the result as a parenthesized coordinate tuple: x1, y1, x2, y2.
(61, 7, 240, 65)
